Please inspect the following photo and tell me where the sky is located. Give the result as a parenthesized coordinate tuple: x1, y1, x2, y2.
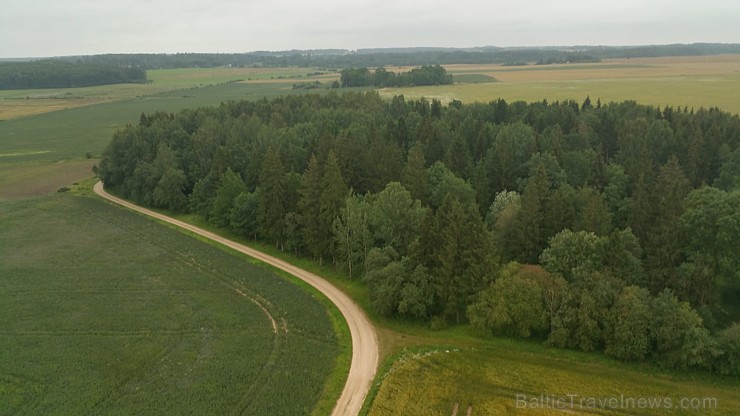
(1, 0, 739, 58)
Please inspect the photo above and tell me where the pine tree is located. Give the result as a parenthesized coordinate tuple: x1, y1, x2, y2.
(645, 156, 690, 293)
(298, 154, 323, 261)
(513, 163, 549, 263)
(320, 151, 348, 266)
(257, 146, 286, 248)
(402, 142, 429, 203)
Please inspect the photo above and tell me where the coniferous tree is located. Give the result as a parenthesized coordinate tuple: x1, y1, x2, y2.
(320, 151, 348, 265)
(257, 146, 286, 248)
(298, 154, 323, 261)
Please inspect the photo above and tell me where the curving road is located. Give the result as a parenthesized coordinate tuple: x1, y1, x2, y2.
(94, 181, 378, 416)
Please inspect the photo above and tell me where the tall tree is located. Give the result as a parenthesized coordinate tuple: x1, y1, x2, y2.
(645, 156, 690, 293)
(298, 154, 323, 260)
(257, 146, 286, 248)
(333, 193, 372, 279)
(368, 182, 426, 256)
(320, 150, 348, 265)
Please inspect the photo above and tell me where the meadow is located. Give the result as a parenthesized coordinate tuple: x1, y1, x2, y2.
(0, 191, 340, 415)
(366, 343, 740, 416)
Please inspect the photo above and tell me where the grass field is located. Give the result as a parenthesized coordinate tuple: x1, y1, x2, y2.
(0, 159, 96, 199)
(381, 55, 740, 115)
(366, 343, 740, 416)
(0, 192, 340, 415)
(0, 67, 338, 121)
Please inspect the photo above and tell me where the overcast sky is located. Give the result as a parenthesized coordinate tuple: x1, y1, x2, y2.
(1, 0, 738, 58)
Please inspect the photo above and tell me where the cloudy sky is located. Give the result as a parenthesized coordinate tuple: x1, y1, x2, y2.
(1, 0, 738, 57)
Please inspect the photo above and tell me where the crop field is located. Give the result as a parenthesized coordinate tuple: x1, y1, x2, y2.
(0, 67, 337, 121)
(0, 193, 340, 415)
(0, 159, 95, 199)
(367, 343, 740, 416)
(381, 55, 740, 115)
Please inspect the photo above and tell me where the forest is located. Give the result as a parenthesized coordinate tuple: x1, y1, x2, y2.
(0, 60, 147, 89)
(98, 92, 740, 375)
(339, 65, 453, 88)
(54, 43, 740, 70)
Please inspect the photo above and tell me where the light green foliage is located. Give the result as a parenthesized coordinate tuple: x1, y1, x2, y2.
(651, 289, 713, 369)
(368, 182, 426, 256)
(605, 286, 652, 360)
(715, 323, 740, 376)
(333, 193, 372, 279)
(468, 263, 549, 338)
(485, 190, 521, 227)
(540, 229, 602, 282)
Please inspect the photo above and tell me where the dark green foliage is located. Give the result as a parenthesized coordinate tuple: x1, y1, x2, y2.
(340, 65, 452, 88)
(98, 92, 740, 373)
(0, 60, 146, 89)
(257, 146, 286, 247)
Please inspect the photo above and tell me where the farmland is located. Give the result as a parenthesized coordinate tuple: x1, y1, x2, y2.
(381, 55, 740, 115)
(0, 192, 340, 415)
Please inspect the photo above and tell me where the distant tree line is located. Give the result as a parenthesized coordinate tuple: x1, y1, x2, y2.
(339, 65, 453, 88)
(99, 92, 740, 375)
(0, 60, 147, 89)
(49, 43, 740, 70)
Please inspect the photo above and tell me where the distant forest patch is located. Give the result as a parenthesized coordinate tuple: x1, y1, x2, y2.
(339, 65, 453, 88)
(0, 61, 147, 89)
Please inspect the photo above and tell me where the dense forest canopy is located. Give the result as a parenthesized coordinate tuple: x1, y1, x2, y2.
(339, 65, 453, 88)
(99, 92, 740, 375)
(0, 60, 147, 89)
(47, 43, 740, 70)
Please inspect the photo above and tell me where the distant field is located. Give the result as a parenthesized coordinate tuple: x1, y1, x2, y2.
(0, 159, 95, 199)
(382, 55, 740, 114)
(0, 193, 339, 415)
(0, 67, 337, 120)
(0, 81, 339, 165)
(368, 343, 740, 416)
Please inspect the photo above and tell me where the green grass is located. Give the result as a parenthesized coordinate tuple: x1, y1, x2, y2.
(367, 342, 740, 415)
(0, 194, 339, 415)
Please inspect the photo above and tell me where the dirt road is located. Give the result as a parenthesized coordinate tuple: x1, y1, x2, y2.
(94, 181, 378, 416)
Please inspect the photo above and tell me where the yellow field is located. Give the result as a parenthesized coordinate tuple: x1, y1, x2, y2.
(369, 346, 740, 416)
(381, 55, 740, 115)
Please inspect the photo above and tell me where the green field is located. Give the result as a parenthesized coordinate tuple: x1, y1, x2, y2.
(367, 343, 740, 415)
(0, 192, 340, 415)
(382, 56, 740, 115)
